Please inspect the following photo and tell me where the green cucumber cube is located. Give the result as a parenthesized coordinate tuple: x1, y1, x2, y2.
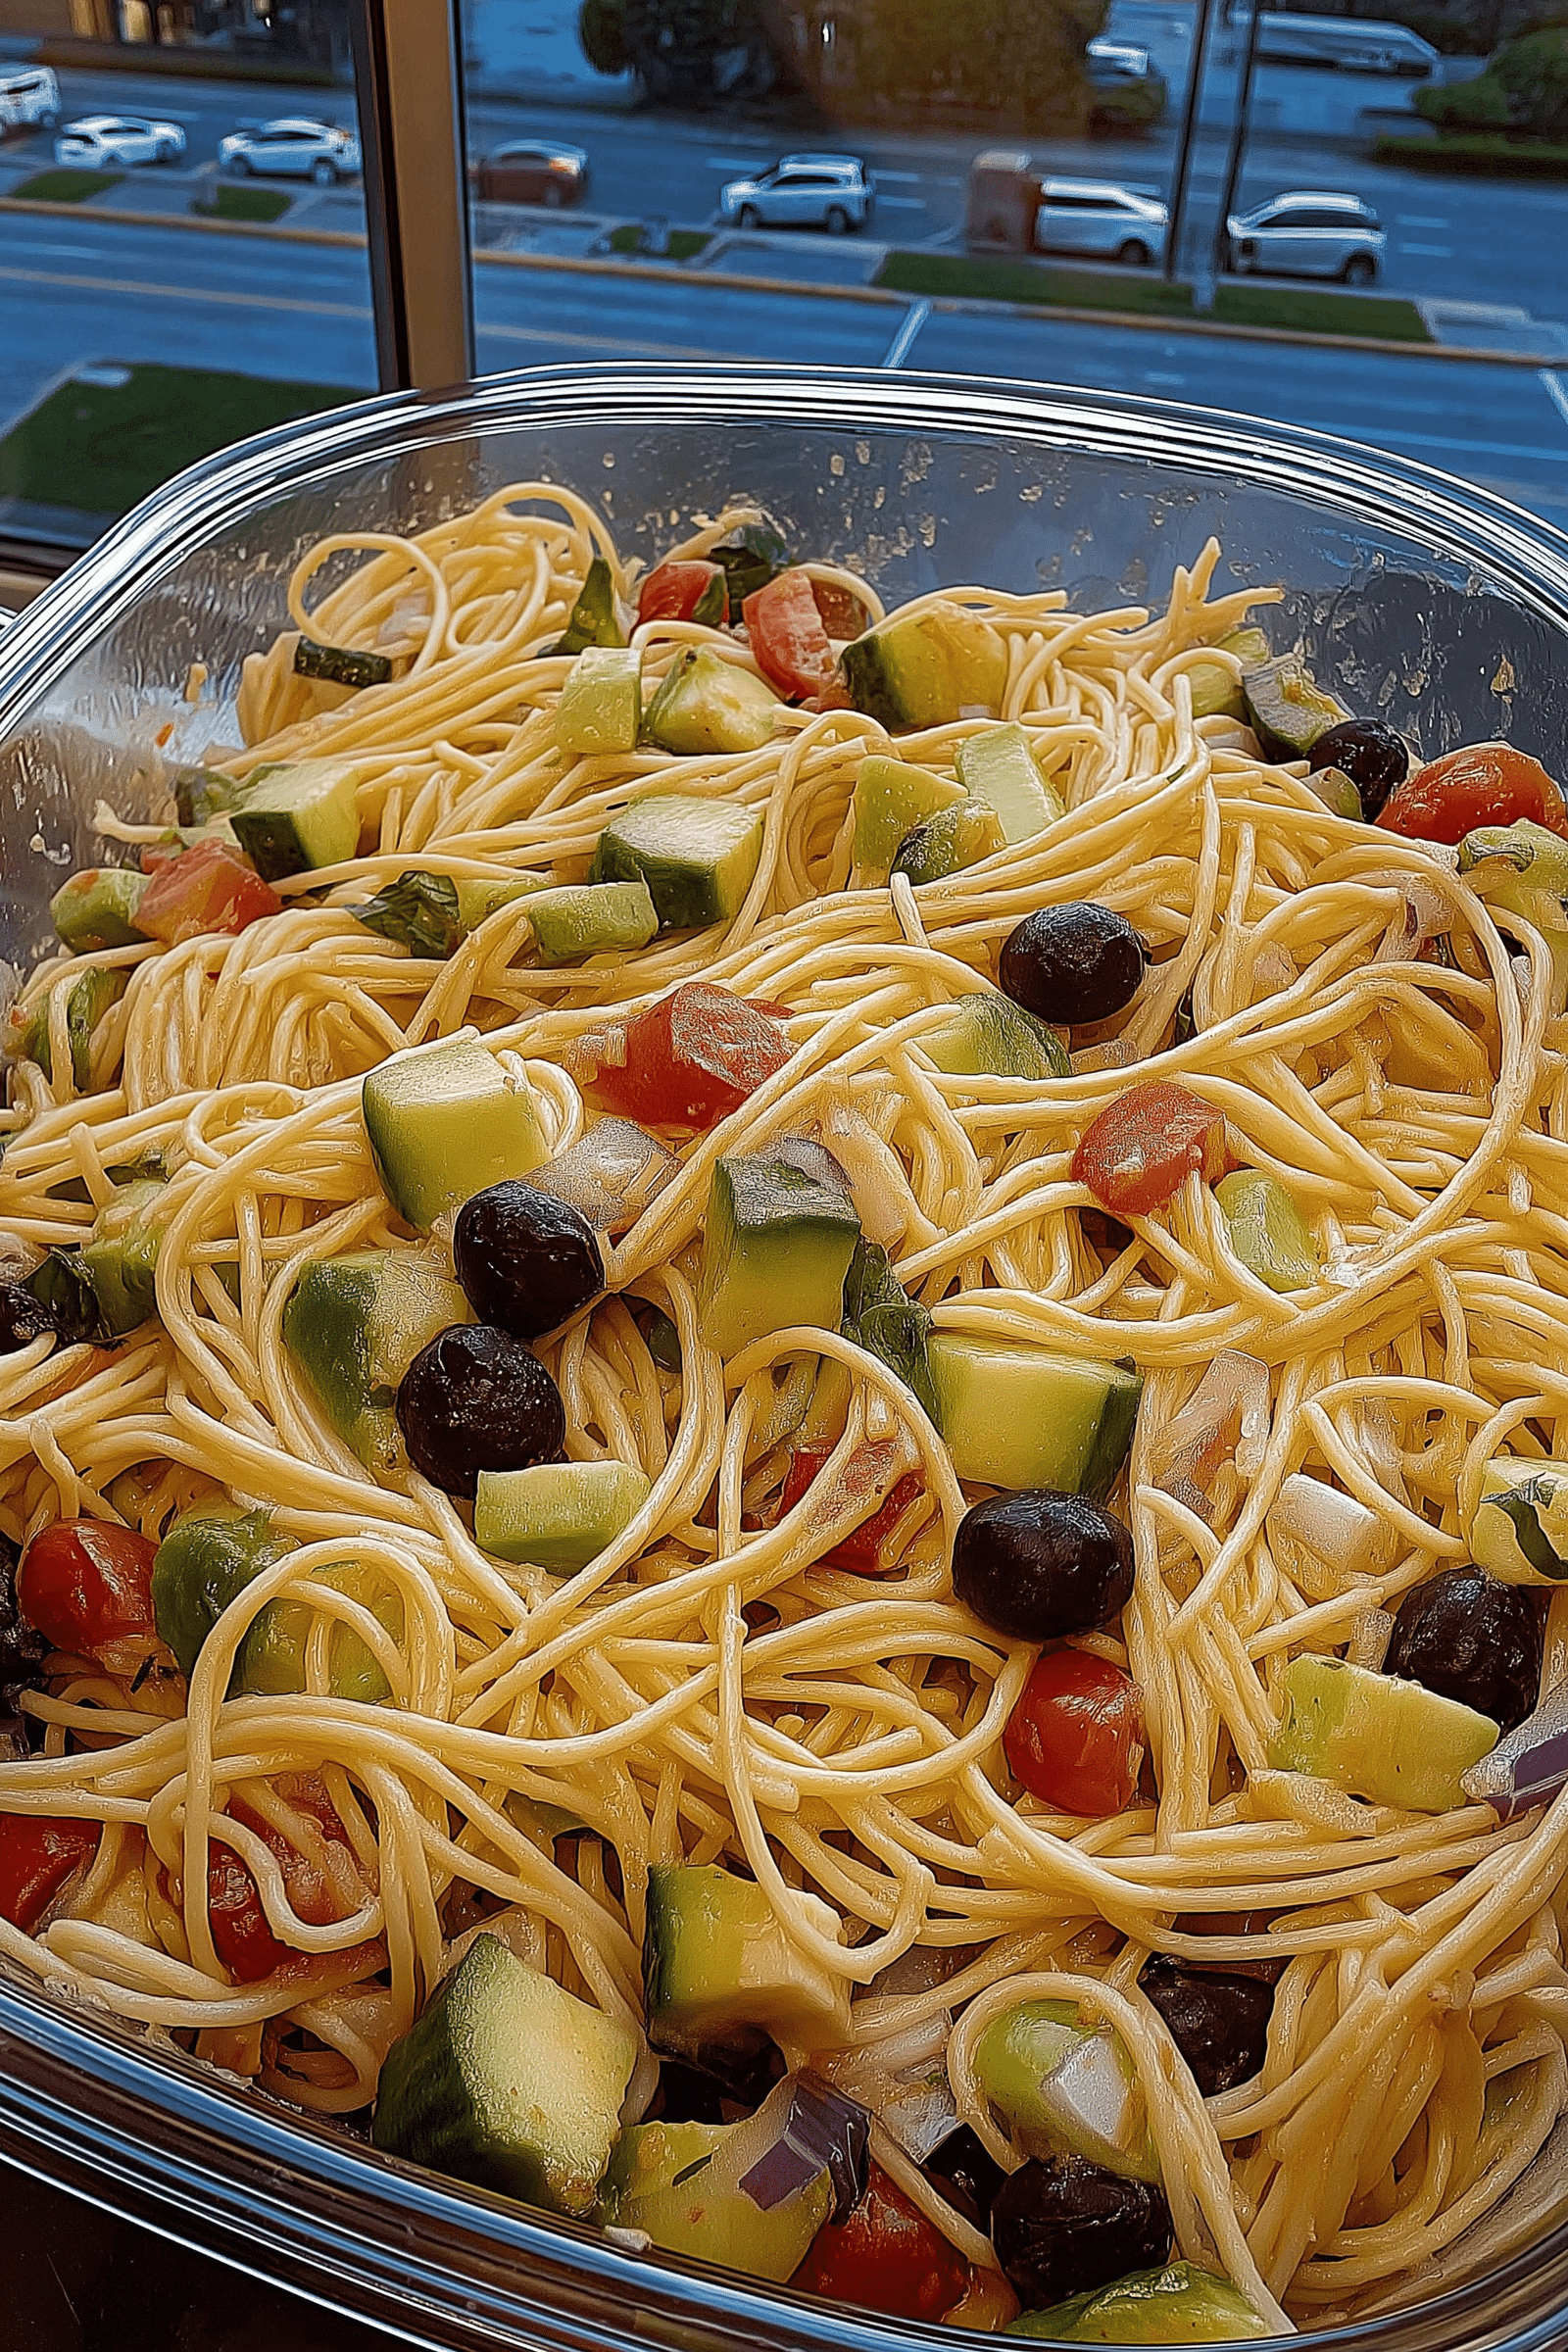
(1184, 661, 1248, 722)
(641, 645, 780, 755)
(697, 1139, 861, 1360)
(526, 879, 658, 966)
(50, 866, 150, 953)
(852, 755, 965, 874)
(237, 1558, 403, 1705)
(840, 601, 1008, 730)
(1267, 1653, 1497, 1812)
(372, 1933, 637, 2217)
(1215, 1169, 1319, 1294)
(229, 758, 364, 880)
(1469, 1456, 1568, 1584)
(79, 1175, 166, 1338)
(891, 799, 1005, 886)
(1219, 624, 1272, 665)
(592, 793, 764, 932)
(1006, 2263, 1272, 2341)
(604, 2093, 834, 2282)
(474, 1458, 653, 1573)
(282, 1246, 471, 1476)
(929, 1333, 1142, 1496)
(151, 1506, 291, 1685)
(555, 645, 643, 757)
(955, 722, 1063, 845)
(975, 1998, 1159, 2183)
(363, 1039, 547, 1230)
(644, 1862, 851, 2056)
(455, 874, 547, 930)
(1242, 656, 1349, 760)
(922, 993, 1069, 1082)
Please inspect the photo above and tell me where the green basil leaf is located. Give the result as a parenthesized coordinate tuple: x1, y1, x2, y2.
(349, 869, 465, 959)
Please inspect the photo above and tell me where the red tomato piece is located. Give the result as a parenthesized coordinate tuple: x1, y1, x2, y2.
(1004, 1647, 1145, 1816)
(1377, 743, 1568, 846)
(0, 1813, 101, 1934)
(210, 1772, 360, 1983)
(139, 838, 189, 876)
(778, 1443, 926, 1576)
(136, 840, 283, 947)
(17, 1518, 159, 1672)
(207, 1839, 292, 1982)
(743, 568, 840, 703)
(793, 2161, 971, 2321)
(585, 983, 792, 1129)
(638, 560, 725, 627)
(811, 579, 871, 643)
(1071, 1081, 1229, 1217)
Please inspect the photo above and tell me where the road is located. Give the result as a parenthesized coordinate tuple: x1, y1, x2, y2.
(4, 206, 1568, 539)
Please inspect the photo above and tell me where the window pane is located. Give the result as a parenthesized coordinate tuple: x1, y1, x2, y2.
(456, 0, 1568, 532)
(0, 3, 376, 558)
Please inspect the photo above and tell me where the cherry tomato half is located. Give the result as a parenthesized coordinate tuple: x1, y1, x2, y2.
(137, 840, 283, 947)
(17, 1517, 158, 1669)
(793, 2161, 971, 2321)
(584, 983, 793, 1130)
(1070, 1081, 1230, 1217)
(1377, 743, 1568, 847)
(0, 1812, 100, 1934)
(1004, 1647, 1146, 1816)
(743, 568, 840, 703)
(810, 579, 871, 643)
(777, 1443, 926, 1576)
(209, 1772, 359, 1983)
(638, 560, 725, 628)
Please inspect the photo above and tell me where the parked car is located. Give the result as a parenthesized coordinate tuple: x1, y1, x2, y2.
(1249, 11, 1439, 74)
(218, 119, 361, 184)
(0, 66, 60, 132)
(1226, 189, 1385, 283)
(54, 114, 185, 169)
(719, 154, 874, 234)
(469, 140, 589, 208)
(1087, 37, 1152, 76)
(1035, 176, 1168, 268)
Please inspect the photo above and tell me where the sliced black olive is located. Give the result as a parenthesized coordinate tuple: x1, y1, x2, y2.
(1138, 1954, 1275, 2097)
(923, 2122, 1005, 2229)
(1000, 904, 1150, 1028)
(1386, 1566, 1543, 1735)
(0, 1529, 47, 1729)
(952, 1489, 1134, 1642)
(395, 1324, 565, 1498)
(656, 2036, 783, 2123)
(452, 1180, 604, 1342)
(1307, 718, 1409, 820)
(991, 2155, 1172, 2307)
(0, 1280, 60, 1355)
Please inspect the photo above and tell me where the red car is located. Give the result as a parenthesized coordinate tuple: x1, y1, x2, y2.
(469, 140, 589, 207)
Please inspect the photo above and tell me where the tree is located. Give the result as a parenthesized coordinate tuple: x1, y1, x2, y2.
(577, 0, 784, 99)
(1417, 24, 1568, 130)
(578, 0, 631, 75)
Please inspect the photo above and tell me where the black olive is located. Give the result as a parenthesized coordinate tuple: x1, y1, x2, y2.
(0, 1530, 47, 1728)
(1307, 719, 1409, 820)
(1000, 905, 1149, 1027)
(453, 1180, 604, 1342)
(923, 2123, 1006, 2229)
(991, 2155, 1172, 2307)
(656, 2036, 783, 2122)
(952, 1489, 1134, 1642)
(0, 1281, 59, 1355)
(1386, 1567, 1543, 1734)
(395, 1324, 565, 1498)
(1138, 1954, 1274, 2097)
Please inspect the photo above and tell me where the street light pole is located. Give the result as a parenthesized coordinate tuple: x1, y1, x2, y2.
(1164, 0, 1220, 284)
(1213, 0, 1267, 278)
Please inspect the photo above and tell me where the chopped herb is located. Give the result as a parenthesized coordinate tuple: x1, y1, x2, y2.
(294, 637, 393, 690)
(349, 869, 465, 959)
(550, 558, 625, 656)
(711, 521, 788, 622)
(841, 1238, 937, 1423)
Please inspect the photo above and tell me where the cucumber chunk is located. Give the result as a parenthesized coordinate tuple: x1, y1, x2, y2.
(852, 755, 965, 875)
(1215, 1170, 1319, 1294)
(976, 1998, 1159, 2183)
(78, 1175, 167, 1337)
(921, 993, 1070, 1082)
(840, 602, 1008, 730)
(1219, 624, 1272, 665)
(1267, 1652, 1497, 1812)
(50, 867, 149, 953)
(956, 722, 1063, 845)
(455, 874, 548, 930)
(556, 645, 643, 756)
(645, 1862, 851, 2058)
(891, 799, 1004, 886)
(526, 879, 659, 965)
(1184, 661, 1248, 722)
(229, 758, 364, 880)
(282, 1246, 472, 1477)
(592, 793, 764, 932)
(641, 647, 780, 756)
(1305, 764, 1363, 819)
(15, 965, 125, 1092)
(171, 766, 249, 827)
(362, 1039, 548, 1230)
(1243, 656, 1349, 760)
(603, 2076, 836, 2282)
(474, 1458, 653, 1572)
(929, 1333, 1142, 1496)
(1469, 1456, 1568, 1584)
(236, 1556, 404, 1705)
(1008, 2263, 1272, 2342)
(151, 1505, 291, 1685)
(372, 1932, 637, 2217)
(698, 1139, 861, 1360)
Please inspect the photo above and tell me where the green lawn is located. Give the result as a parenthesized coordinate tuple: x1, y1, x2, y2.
(1374, 131, 1568, 177)
(192, 182, 292, 222)
(875, 250, 1433, 344)
(0, 362, 359, 524)
(9, 169, 122, 204)
(606, 224, 710, 261)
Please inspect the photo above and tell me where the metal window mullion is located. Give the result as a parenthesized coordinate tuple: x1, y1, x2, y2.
(350, 0, 476, 393)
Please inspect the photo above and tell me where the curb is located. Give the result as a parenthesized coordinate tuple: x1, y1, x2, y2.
(2, 193, 1563, 368)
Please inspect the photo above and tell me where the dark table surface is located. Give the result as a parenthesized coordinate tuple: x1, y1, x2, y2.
(10, 2165, 386, 2352)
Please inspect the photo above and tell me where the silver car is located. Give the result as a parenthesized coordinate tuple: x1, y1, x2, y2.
(1226, 189, 1385, 284)
(1034, 177, 1168, 269)
(54, 113, 185, 168)
(719, 154, 874, 234)
(219, 118, 362, 185)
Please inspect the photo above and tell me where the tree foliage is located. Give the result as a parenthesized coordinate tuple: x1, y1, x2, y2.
(578, 0, 631, 75)
(1418, 24, 1568, 132)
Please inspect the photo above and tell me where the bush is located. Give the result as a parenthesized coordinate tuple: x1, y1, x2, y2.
(1090, 71, 1167, 131)
(578, 0, 630, 74)
(1416, 24, 1568, 134)
(1416, 71, 1511, 122)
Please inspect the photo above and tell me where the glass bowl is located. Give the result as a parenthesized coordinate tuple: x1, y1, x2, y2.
(3, 363, 1568, 2352)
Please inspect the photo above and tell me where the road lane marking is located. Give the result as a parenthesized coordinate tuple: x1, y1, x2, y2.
(880, 298, 931, 368)
(1398, 242, 1452, 257)
(705, 156, 770, 171)
(0, 264, 369, 318)
(1540, 369, 1568, 431)
(876, 171, 922, 182)
(876, 195, 928, 210)
(1397, 214, 1449, 227)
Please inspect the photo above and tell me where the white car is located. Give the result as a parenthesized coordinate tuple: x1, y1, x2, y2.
(0, 67, 60, 132)
(1087, 37, 1152, 76)
(54, 114, 185, 169)
(719, 154, 874, 234)
(218, 118, 361, 184)
(1035, 177, 1168, 268)
(1226, 189, 1386, 283)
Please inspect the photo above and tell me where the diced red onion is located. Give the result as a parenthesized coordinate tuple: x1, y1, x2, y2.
(1151, 1349, 1270, 1523)
(739, 2071, 870, 2221)
(1266, 1474, 1395, 1601)
(1462, 1683, 1568, 1822)
(1366, 869, 1452, 966)
(529, 1117, 677, 1235)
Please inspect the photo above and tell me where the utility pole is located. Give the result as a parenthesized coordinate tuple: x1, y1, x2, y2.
(1213, 0, 1268, 278)
(1164, 0, 1221, 283)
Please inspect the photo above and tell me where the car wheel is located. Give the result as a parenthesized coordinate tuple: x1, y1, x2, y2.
(311, 157, 337, 186)
(1116, 238, 1151, 268)
(228, 151, 251, 174)
(1341, 252, 1376, 286)
(824, 204, 851, 234)
(156, 138, 176, 164)
(737, 203, 760, 229)
(542, 180, 564, 209)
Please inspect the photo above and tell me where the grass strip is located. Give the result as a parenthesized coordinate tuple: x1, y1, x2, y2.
(1374, 132, 1568, 177)
(606, 224, 710, 260)
(10, 169, 122, 204)
(192, 182, 292, 222)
